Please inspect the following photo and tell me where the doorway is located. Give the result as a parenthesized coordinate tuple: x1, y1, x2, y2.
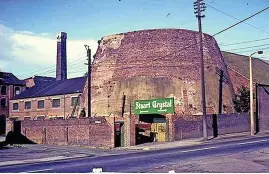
(0, 114, 6, 135)
(14, 120, 21, 133)
(137, 114, 167, 143)
(114, 122, 124, 147)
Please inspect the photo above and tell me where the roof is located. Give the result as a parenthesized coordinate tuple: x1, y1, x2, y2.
(0, 72, 25, 86)
(24, 76, 56, 85)
(222, 51, 269, 85)
(13, 77, 87, 100)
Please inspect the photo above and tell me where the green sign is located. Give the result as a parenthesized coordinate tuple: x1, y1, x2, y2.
(134, 98, 174, 115)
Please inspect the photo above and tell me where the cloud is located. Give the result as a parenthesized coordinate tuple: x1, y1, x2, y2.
(0, 24, 98, 79)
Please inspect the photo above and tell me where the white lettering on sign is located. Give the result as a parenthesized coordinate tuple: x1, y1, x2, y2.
(135, 102, 151, 109)
(152, 100, 172, 110)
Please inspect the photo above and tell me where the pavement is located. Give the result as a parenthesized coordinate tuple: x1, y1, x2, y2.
(1, 131, 269, 168)
(119, 131, 269, 150)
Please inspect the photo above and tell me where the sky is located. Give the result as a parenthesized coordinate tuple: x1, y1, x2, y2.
(0, 0, 268, 79)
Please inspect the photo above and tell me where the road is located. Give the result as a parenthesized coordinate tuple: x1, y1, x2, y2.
(1, 136, 269, 173)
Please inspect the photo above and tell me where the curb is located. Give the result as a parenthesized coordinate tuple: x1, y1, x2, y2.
(0, 154, 94, 167)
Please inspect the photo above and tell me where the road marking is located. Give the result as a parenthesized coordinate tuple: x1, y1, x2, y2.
(179, 139, 269, 153)
(236, 139, 269, 145)
(180, 146, 218, 153)
(21, 168, 52, 173)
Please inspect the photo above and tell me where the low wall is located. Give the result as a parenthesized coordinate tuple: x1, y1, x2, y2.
(174, 113, 250, 140)
(21, 117, 114, 148)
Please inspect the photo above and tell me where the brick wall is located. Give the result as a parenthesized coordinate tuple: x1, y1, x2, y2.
(86, 29, 235, 117)
(173, 113, 250, 140)
(9, 93, 81, 120)
(20, 117, 114, 148)
(257, 85, 269, 131)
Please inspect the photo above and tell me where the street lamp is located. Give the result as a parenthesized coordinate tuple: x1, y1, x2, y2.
(249, 50, 263, 136)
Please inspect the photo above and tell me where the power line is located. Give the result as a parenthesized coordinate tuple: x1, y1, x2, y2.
(212, 6, 269, 37)
(219, 38, 269, 46)
(233, 46, 269, 54)
(223, 43, 269, 52)
(206, 4, 269, 36)
(17, 54, 87, 78)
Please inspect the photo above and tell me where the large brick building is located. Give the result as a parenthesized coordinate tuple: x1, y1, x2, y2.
(0, 72, 25, 134)
(9, 76, 86, 120)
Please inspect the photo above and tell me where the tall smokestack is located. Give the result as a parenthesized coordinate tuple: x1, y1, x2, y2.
(56, 32, 67, 80)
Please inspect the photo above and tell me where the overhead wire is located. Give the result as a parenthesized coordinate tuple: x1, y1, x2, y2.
(219, 38, 269, 46)
(206, 3, 269, 36)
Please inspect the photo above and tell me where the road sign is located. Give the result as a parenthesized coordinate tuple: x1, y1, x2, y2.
(134, 98, 174, 115)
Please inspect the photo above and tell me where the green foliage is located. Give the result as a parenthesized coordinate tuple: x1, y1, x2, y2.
(232, 86, 252, 113)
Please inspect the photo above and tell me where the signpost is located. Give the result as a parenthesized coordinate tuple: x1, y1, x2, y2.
(134, 98, 174, 115)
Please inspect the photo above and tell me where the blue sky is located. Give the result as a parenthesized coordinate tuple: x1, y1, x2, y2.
(0, 0, 268, 78)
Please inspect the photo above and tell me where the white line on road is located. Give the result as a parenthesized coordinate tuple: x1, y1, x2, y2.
(180, 146, 218, 153)
(236, 139, 269, 145)
(179, 139, 269, 153)
(20, 168, 53, 173)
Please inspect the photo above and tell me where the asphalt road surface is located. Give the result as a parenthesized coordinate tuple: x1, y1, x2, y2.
(1, 136, 269, 173)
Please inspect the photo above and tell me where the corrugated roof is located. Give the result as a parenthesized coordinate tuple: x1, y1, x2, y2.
(222, 51, 269, 85)
(13, 77, 87, 99)
(0, 72, 25, 86)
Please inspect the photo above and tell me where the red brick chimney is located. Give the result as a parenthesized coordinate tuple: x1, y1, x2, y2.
(56, 32, 67, 80)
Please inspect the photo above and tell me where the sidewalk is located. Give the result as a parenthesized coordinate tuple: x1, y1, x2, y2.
(119, 131, 269, 150)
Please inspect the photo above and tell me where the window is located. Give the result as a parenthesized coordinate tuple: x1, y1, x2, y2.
(13, 103, 19, 111)
(24, 116, 32, 120)
(14, 87, 20, 95)
(52, 99, 60, 108)
(36, 115, 45, 120)
(71, 97, 80, 106)
(25, 101, 31, 110)
(38, 100, 45, 109)
(1, 86, 7, 95)
(0, 98, 7, 108)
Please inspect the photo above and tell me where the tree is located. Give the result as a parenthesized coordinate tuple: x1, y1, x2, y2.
(233, 86, 253, 113)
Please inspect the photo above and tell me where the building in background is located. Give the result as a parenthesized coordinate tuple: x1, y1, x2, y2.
(24, 76, 56, 88)
(9, 76, 86, 120)
(0, 72, 25, 134)
(9, 32, 87, 120)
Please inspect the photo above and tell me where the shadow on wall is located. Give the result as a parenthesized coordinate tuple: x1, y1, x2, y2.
(4, 131, 36, 145)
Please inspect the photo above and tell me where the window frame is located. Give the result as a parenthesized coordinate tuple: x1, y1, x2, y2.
(52, 99, 61, 108)
(24, 116, 32, 120)
(24, 101, 31, 110)
(14, 86, 20, 96)
(0, 98, 7, 108)
(37, 100, 45, 109)
(71, 96, 80, 107)
(1, 85, 7, 95)
(12, 102, 19, 111)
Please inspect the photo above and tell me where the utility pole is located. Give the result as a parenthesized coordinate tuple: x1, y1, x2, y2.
(218, 69, 223, 114)
(194, 0, 207, 140)
(84, 45, 91, 118)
